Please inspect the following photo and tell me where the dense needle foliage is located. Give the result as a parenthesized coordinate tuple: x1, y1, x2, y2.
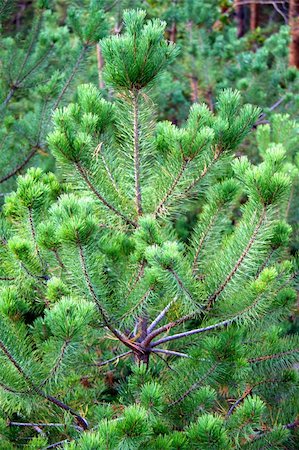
(0, 5, 298, 450)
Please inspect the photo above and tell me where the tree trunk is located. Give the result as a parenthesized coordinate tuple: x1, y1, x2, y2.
(234, 1, 246, 38)
(190, 76, 199, 103)
(250, 3, 259, 31)
(169, 21, 177, 43)
(289, 0, 299, 68)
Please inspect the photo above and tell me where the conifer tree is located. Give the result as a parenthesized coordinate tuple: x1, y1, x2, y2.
(0, 9, 298, 449)
(0, 0, 107, 196)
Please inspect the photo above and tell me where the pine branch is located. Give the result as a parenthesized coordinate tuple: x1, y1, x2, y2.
(255, 248, 275, 278)
(44, 440, 69, 449)
(0, 14, 43, 108)
(152, 349, 189, 358)
(0, 339, 88, 429)
(167, 267, 195, 303)
(121, 286, 153, 321)
(15, 13, 43, 83)
(285, 184, 295, 219)
(248, 348, 299, 364)
(53, 44, 89, 110)
(39, 339, 70, 387)
(0, 382, 25, 394)
(192, 213, 219, 275)
(9, 422, 67, 427)
(0, 147, 38, 184)
(28, 207, 44, 270)
(77, 240, 140, 353)
(142, 312, 197, 347)
(125, 261, 146, 298)
(182, 156, 218, 197)
(169, 363, 218, 406)
(17, 43, 55, 86)
(52, 249, 65, 270)
(100, 151, 123, 199)
(74, 162, 137, 227)
(206, 207, 266, 309)
(226, 377, 291, 421)
(132, 89, 142, 216)
(95, 351, 132, 367)
(147, 298, 176, 334)
(1, 86, 16, 108)
(151, 318, 231, 348)
(154, 157, 189, 217)
(0, 91, 50, 185)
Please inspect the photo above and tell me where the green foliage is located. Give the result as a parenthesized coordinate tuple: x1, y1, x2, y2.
(101, 9, 178, 91)
(0, 7, 298, 450)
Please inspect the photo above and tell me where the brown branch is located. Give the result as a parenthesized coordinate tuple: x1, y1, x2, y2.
(206, 207, 266, 310)
(125, 261, 146, 298)
(0, 339, 88, 430)
(53, 249, 65, 270)
(28, 207, 44, 269)
(75, 162, 137, 227)
(169, 363, 218, 406)
(192, 212, 219, 275)
(77, 241, 141, 354)
(39, 340, 70, 387)
(167, 267, 195, 303)
(120, 286, 153, 322)
(0, 147, 37, 184)
(248, 348, 299, 364)
(132, 89, 142, 216)
(154, 158, 189, 217)
(53, 44, 88, 110)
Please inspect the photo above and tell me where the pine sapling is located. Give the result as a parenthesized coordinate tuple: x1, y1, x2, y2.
(0, 9, 298, 449)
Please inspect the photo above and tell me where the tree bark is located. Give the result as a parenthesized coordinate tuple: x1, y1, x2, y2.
(250, 3, 259, 31)
(190, 76, 199, 103)
(234, 1, 246, 38)
(289, 0, 299, 68)
(169, 21, 177, 43)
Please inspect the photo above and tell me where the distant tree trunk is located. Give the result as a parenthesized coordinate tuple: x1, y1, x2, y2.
(96, 44, 105, 90)
(190, 76, 199, 103)
(289, 0, 299, 68)
(169, 21, 177, 43)
(234, 1, 246, 37)
(250, 3, 259, 31)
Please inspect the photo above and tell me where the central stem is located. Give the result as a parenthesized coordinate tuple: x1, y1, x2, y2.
(133, 89, 142, 216)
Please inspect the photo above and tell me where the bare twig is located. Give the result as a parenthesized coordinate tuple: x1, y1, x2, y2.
(147, 298, 176, 334)
(95, 351, 132, 367)
(152, 349, 190, 358)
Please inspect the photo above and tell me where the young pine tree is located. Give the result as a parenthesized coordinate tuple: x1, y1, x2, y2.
(0, 10, 298, 449)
